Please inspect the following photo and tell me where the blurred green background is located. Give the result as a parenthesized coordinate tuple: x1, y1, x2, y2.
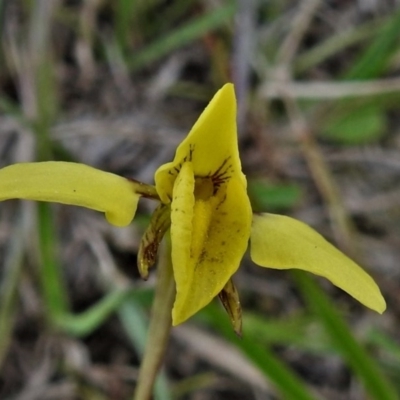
(1, 1, 400, 399)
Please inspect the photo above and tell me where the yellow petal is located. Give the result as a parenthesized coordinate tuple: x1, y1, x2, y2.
(170, 162, 252, 325)
(250, 213, 386, 313)
(169, 162, 195, 316)
(0, 162, 140, 227)
(155, 83, 245, 203)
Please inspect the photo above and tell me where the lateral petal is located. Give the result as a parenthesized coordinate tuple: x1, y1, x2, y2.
(0, 162, 140, 226)
(250, 213, 386, 313)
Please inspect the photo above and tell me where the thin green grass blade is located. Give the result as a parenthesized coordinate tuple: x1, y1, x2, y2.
(34, 62, 57, 160)
(368, 330, 400, 363)
(128, 2, 236, 71)
(150, 0, 196, 34)
(205, 305, 317, 400)
(294, 17, 382, 74)
(115, 0, 137, 52)
(55, 289, 132, 337)
(27, 0, 59, 160)
(37, 202, 69, 320)
(243, 312, 335, 354)
(248, 180, 302, 212)
(321, 102, 386, 144)
(172, 373, 219, 399)
(0, 209, 27, 368)
(368, 330, 400, 391)
(0, 96, 23, 117)
(344, 10, 400, 79)
(293, 271, 398, 400)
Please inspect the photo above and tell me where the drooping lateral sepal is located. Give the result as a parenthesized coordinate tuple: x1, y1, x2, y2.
(137, 203, 171, 279)
(218, 278, 242, 336)
(250, 213, 386, 313)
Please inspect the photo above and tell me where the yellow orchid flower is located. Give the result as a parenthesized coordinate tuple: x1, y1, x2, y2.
(153, 84, 252, 325)
(0, 84, 385, 329)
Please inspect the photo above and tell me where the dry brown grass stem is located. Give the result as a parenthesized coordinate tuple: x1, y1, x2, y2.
(276, 0, 322, 66)
(269, 0, 358, 257)
(283, 94, 358, 258)
(260, 77, 400, 99)
(173, 325, 273, 395)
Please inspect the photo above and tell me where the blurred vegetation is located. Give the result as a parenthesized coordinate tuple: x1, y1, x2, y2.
(1, 1, 400, 399)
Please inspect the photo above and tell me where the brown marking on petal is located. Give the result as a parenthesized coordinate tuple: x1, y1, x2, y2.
(188, 144, 195, 160)
(193, 177, 214, 200)
(210, 160, 233, 194)
(215, 193, 227, 210)
(198, 248, 207, 264)
(168, 145, 195, 179)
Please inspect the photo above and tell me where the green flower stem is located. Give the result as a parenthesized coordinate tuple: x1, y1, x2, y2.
(133, 237, 175, 400)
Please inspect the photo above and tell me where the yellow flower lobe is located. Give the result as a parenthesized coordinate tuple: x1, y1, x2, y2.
(0, 162, 140, 226)
(250, 213, 386, 314)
